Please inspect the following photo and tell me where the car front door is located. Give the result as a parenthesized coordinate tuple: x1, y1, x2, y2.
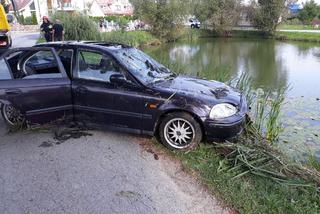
(0, 47, 72, 124)
(72, 48, 145, 133)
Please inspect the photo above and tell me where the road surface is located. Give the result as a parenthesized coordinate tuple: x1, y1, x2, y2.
(11, 31, 39, 48)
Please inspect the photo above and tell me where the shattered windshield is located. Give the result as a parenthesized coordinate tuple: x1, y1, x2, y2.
(113, 48, 175, 84)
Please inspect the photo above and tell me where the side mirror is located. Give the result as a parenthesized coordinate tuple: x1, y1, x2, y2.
(109, 73, 126, 85)
(6, 14, 14, 24)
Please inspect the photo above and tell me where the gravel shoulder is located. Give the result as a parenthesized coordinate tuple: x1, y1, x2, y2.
(0, 118, 231, 214)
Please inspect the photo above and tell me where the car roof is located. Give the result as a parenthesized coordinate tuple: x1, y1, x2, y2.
(35, 41, 133, 51)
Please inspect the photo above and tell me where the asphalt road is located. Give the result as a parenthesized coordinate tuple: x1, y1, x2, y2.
(0, 32, 230, 214)
(11, 31, 40, 48)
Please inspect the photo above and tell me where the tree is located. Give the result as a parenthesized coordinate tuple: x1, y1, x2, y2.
(298, 0, 320, 24)
(130, 0, 187, 41)
(251, 0, 296, 35)
(193, 0, 241, 34)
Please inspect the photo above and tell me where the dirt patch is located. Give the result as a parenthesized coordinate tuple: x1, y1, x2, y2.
(135, 137, 234, 214)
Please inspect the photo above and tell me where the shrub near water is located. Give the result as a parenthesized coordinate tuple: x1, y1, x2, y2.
(101, 31, 161, 47)
(51, 12, 101, 41)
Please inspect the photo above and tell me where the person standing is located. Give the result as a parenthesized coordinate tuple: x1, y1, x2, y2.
(52, 19, 64, 42)
(40, 16, 53, 42)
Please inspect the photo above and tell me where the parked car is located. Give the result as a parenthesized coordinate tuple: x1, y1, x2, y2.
(0, 11, 13, 54)
(189, 18, 201, 29)
(0, 42, 248, 150)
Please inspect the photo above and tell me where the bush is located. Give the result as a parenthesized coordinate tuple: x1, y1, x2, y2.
(23, 16, 36, 25)
(101, 30, 161, 47)
(285, 18, 303, 25)
(51, 12, 101, 40)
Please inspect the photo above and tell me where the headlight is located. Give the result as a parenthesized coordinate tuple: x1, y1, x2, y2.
(209, 103, 237, 119)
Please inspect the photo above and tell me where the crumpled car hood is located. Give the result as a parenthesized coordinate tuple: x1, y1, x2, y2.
(151, 76, 242, 106)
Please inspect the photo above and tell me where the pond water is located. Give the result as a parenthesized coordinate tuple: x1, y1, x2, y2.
(144, 38, 320, 161)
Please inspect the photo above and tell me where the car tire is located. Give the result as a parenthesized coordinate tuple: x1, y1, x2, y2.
(1, 104, 25, 128)
(159, 112, 202, 151)
(191, 24, 194, 29)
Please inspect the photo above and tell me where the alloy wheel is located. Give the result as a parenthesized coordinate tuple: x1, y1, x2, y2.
(164, 118, 195, 149)
(2, 104, 24, 126)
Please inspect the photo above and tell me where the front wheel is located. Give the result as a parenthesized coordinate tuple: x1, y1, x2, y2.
(159, 112, 202, 151)
(1, 104, 25, 128)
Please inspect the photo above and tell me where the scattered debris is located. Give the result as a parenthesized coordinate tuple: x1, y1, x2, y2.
(116, 191, 141, 199)
(39, 141, 55, 148)
(36, 122, 93, 147)
(146, 148, 160, 160)
(53, 127, 92, 144)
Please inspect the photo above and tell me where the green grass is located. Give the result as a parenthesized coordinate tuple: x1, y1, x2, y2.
(101, 30, 161, 47)
(172, 144, 320, 214)
(275, 31, 320, 43)
(278, 24, 315, 31)
(188, 29, 320, 43)
(37, 30, 161, 47)
(37, 36, 46, 43)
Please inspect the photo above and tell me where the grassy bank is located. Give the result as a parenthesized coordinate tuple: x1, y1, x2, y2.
(195, 29, 320, 43)
(37, 30, 161, 47)
(278, 24, 315, 30)
(100, 30, 161, 47)
(171, 144, 320, 214)
(275, 31, 320, 43)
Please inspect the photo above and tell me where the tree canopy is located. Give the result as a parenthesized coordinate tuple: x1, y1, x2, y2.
(298, 0, 320, 24)
(130, 0, 187, 41)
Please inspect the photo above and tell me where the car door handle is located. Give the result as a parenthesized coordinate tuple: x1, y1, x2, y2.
(5, 89, 22, 95)
(75, 87, 88, 94)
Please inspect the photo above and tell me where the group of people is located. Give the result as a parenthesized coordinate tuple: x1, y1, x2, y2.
(40, 16, 64, 42)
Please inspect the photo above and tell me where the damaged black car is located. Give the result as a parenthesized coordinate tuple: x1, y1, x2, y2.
(0, 42, 248, 150)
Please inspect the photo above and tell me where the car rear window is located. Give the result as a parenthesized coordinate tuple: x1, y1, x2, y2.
(0, 59, 11, 80)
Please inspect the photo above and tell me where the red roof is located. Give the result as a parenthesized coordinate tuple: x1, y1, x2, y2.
(95, 0, 133, 16)
(9, 0, 32, 11)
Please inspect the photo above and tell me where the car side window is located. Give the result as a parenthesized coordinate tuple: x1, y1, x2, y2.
(77, 50, 123, 83)
(0, 59, 12, 80)
(21, 50, 63, 79)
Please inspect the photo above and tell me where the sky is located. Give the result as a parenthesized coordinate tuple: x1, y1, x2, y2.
(243, 0, 320, 4)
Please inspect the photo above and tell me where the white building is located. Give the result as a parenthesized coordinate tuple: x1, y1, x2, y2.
(9, 0, 133, 24)
(91, 0, 133, 16)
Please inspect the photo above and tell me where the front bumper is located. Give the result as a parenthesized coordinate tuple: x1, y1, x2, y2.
(204, 94, 248, 141)
(204, 115, 246, 141)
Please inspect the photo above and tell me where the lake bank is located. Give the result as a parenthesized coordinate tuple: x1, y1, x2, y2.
(192, 29, 320, 43)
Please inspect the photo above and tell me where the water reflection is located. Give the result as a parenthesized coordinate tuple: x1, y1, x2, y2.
(144, 38, 320, 98)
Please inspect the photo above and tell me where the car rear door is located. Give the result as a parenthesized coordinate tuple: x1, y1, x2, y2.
(0, 47, 72, 124)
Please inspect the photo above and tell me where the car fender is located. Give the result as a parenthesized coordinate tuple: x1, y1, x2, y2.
(153, 96, 210, 133)
(0, 98, 11, 105)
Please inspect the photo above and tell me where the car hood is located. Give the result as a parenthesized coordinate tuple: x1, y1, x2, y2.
(151, 76, 242, 106)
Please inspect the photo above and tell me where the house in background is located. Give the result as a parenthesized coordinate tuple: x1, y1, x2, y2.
(8, 0, 37, 19)
(9, 0, 133, 24)
(88, 0, 133, 17)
